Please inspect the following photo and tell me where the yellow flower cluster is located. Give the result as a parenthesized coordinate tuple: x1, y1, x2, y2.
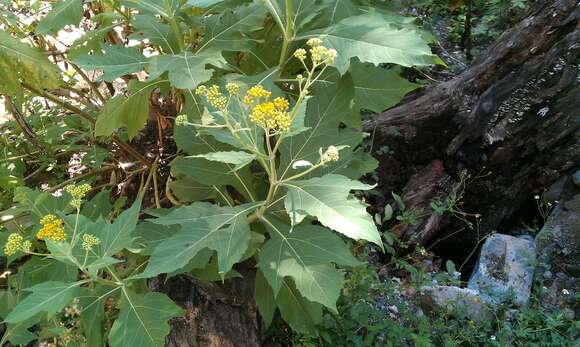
(226, 82, 240, 95)
(321, 145, 340, 163)
(294, 48, 307, 61)
(65, 183, 91, 209)
(81, 233, 101, 251)
(175, 114, 188, 126)
(294, 38, 337, 66)
(249, 97, 292, 131)
(4, 233, 31, 256)
(243, 85, 272, 105)
(196, 85, 228, 110)
(36, 214, 66, 243)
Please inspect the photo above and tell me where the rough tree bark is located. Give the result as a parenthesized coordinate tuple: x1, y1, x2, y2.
(364, 0, 579, 262)
(158, 1, 579, 344)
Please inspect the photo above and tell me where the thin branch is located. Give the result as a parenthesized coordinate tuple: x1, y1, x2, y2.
(4, 96, 46, 153)
(70, 62, 107, 104)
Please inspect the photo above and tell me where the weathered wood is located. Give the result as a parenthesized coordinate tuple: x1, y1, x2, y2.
(150, 269, 261, 347)
(364, 0, 580, 250)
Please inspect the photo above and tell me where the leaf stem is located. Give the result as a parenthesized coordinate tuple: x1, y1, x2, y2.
(277, 0, 295, 71)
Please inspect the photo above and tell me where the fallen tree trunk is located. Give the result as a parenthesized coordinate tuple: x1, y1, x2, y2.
(364, 0, 580, 262)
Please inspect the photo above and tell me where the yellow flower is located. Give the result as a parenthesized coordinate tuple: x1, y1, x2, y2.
(294, 48, 307, 61)
(81, 233, 101, 251)
(195, 85, 208, 95)
(4, 233, 24, 256)
(243, 85, 272, 104)
(249, 96, 292, 131)
(325, 48, 337, 65)
(321, 145, 340, 163)
(307, 38, 323, 47)
(205, 85, 228, 110)
(36, 214, 66, 243)
(226, 82, 240, 95)
(175, 114, 188, 126)
(65, 183, 91, 209)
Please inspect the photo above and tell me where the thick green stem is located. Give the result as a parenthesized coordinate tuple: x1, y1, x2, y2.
(164, 0, 185, 51)
(277, 0, 295, 70)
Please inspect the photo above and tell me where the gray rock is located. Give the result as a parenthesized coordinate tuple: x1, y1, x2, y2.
(535, 193, 580, 311)
(573, 170, 580, 188)
(418, 285, 492, 321)
(468, 234, 536, 306)
(542, 271, 553, 280)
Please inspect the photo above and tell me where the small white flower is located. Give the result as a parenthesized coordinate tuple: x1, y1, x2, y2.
(490, 335, 496, 341)
(534, 195, 540, 200)
(292, 160, 313, 169)
(562, 289, 570, 295)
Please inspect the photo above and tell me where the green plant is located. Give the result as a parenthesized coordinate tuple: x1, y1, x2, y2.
(0, 0, 445, 344)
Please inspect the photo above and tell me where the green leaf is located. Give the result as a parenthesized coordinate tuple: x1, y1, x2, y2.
(197, 2, 267, 53)
(0, 31, 60, 98)
(36, 0, 83, 34)
(4, 281, 85, 323)
(259, 217, 362, 311)
(188, 151, 256, 171)
(79, 286, 113, 347)
(95, 79, 168, 138)
(136, 202, 260, 279)
(263, 0, 321, 37)
(17, 257, 78, 289)
(94, 195, 142, 257)
(147, 50, 225, 89)
(299, 12, 441, 74)
(254, 269, 276, 327)
(171, 156, 257, 201)
(276, 278, 322, 335)
(307, 0, 361, 29)
(172, 123, 258, 202)
(121, 0, 181, 18)
(130, 15, 180, 54)
(279, 74, 355, 177)
(81, 190, 113, 221)
(73, 45, 148, 82)
(187, 0, 224, 7)
(168, 175, 218, 203)
(282, 174, 382, 247)
(108, 290, 184, 347)
(0, 291, 37, 346)
(350, 63, 419, 114)
(132, 221, 180, 255)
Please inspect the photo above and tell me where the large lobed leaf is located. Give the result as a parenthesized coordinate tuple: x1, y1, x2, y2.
(4, 281, 86, 323)
(258, 217, 362, 312)
(197, 2, 267, 53)
(73, 45, 148, 82)
(95, 79, 169, 139)
(0, 31, 60, 98)
(282, 174, 383, 247)
(300, 11, 441, 74)
(136, 202, 260, 279)
(108, 290, 184, 347)
(36, 0, 83, 34)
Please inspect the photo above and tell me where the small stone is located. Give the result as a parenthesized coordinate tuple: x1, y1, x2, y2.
(563, 308, 575, 320)
(418, 285, 493, 321)
(543, 271, 553, 280)
(387, 305, 399, 315)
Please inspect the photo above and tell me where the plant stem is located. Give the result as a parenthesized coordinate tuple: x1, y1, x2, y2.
(277, 0, 295, 71)
(164, 0, 185, 51)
